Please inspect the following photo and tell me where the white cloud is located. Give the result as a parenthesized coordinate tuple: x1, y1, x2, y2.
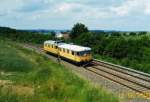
(110, 0, 150, 16)
(53, 2, 111, 20)
(0, 0, 23, 15)
(144, 1, 150, 15)
(0, 0, 150, 30)
(1, 0, 150, 19)
(55, 3, 78, 13)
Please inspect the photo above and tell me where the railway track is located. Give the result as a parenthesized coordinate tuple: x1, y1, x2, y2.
(84, 59, 150, 98)
(23, 44, 150, 99)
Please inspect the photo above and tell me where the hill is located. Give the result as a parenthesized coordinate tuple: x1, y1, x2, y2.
(0, 39, 119, 102)
(0, 27, 53, 44)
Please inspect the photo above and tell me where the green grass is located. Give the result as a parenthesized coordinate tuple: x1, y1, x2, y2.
(0, 40, 34, 72)
(0, 39, 119, 102)
(94, 53, 150, 74)
(122, 34, 150, 40)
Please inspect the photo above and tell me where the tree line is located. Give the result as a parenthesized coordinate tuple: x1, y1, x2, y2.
(69, 23, 150, 73)
(0, 27, 53, 44)
(0, 24, 150, 73)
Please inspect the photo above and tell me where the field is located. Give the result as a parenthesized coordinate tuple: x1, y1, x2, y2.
(0, 39, 119, 102)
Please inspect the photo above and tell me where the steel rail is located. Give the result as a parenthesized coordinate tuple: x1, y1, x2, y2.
(86, 68, 147, 96)
(92, 65, 150, 90)
(92, 61, 150, 83)
(93, 59, 150, 82)
(94, 59, 150, 77)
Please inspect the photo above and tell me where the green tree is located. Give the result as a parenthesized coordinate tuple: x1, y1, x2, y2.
(130, 32, 137, 36)
(51, 31, 56, 37)
(70, 23, 88, 39)
(138, 32, 147, 35)
(111, 32, 121, 37)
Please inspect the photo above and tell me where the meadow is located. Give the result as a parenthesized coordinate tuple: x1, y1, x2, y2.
(0, 39, 119, 102)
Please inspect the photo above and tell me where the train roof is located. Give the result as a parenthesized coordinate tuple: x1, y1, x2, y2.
(58, 44, 91, 52)
(44, 40, 91, 52)
(44, 40, 56, 44)
(44, 40, 65, 45)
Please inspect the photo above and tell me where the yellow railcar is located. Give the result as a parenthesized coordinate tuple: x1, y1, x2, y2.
(44, 40, 92, 65)
(44, 41, 59, 55)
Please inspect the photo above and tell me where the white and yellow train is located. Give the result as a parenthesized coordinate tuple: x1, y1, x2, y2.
(43, 40, 92, 65)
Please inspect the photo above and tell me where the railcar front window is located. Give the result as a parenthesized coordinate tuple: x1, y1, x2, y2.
(79, 51, 91, 56)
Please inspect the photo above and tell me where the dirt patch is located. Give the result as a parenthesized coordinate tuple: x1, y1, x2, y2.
(0, 80, 13, 86)
(0, 71, 14, 76)
(11, 85, 34, 96)
(2, 85, 34, 96)
(0, 79, 34, 96)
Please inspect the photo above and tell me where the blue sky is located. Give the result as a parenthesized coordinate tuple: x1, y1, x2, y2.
(0, 0, 150, 31)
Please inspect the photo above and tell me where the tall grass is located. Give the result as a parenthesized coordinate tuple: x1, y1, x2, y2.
(0, 39, 33, 72)
(0, 39, 119, 102)
(94, 53, 150, 74)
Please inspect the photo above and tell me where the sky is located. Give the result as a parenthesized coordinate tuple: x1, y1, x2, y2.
(0, 0, 150, 31)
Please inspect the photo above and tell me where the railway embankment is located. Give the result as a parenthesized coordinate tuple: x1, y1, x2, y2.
(22, 43, 150, 102)
(0, 39, 119, 102)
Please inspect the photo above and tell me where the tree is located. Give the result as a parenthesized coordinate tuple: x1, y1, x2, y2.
(51, 31, 56, 37)
(70, 23, 88, 39)
(111, 32, 121, 37)
(138, 32, 147, 35)
(130, 32, 137, 36)
(122, 32, 127, 36)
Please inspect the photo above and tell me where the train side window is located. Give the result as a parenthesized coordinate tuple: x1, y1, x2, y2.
(72, 51, 75, 55)
(67, 49, 69, 54)
(77, 52, 80, 56)
(63, 48, 65, 52)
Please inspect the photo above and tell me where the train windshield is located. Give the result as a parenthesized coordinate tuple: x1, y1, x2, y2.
(77, 50, 91, 56)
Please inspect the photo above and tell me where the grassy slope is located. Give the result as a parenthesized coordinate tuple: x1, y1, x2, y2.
(0, 39, 119, 102)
